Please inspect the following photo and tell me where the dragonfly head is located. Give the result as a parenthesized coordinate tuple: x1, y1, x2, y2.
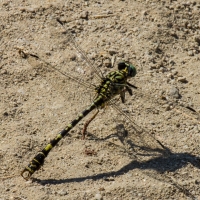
(118, 61, 137, 78)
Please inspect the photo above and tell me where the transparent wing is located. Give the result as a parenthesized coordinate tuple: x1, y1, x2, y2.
(50, 19, 104, 87)
(17, 19, 105, 92)
(81, 81, 199, 164)
(57, 19, 104, 82)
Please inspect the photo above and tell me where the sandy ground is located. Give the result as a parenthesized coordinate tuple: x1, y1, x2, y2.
(0, 0, 200, 199)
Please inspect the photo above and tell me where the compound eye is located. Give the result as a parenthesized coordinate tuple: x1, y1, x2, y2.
(118, 62, 126, 70)
(129, 65, 137, 77)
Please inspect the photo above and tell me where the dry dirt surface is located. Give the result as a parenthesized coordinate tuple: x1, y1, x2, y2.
(1, 0, 200, 199)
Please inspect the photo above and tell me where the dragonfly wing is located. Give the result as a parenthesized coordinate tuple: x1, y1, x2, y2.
(56, 20, 104, 84)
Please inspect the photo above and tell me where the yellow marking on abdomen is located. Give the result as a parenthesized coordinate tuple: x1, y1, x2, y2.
(55, 134, 62, 140)
(67, 124, 73, 129)
(44, 144, 53, 151)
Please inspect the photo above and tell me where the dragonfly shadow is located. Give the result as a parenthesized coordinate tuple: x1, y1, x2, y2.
(34, 125, 200, 186)
(33, 124, 200, 199)
(34, 150, 200, 186)
(88, 123, 171, 158)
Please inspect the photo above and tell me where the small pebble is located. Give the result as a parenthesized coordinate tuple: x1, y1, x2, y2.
(104, 59, 112, 68)
(169, 87, 181, 99)
(58, 189, 68, 196)
(142, 10, 148, 15)
(25, 180, 32, 184)
(177, 76, 188, 83)
(25, 7, 36, 13)
(94, 193, 103, 200)
(188, 50, 194, 56)
(1, 69, 7, 74)
(108, 49, 117, 55)
(80, 11, 88, 19)
(194, 35, 200, 44)
(99, 187, 105, 191)
(59, 17, 67, 23)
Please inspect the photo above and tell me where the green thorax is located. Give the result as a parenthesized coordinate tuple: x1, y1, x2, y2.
(94, 68, 129, 107)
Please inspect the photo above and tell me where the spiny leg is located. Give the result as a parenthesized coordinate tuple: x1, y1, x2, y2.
(126, 86, 133, 96)
(120, 86, 133, 103)
(82, 110, 99, 139)
(120, 90, 126, 103)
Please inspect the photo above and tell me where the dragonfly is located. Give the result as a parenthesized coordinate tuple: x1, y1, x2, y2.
(19, 19, 199, 181)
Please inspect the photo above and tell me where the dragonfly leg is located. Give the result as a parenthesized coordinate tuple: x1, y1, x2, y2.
(120, 86, 133, 104)
(126, 86, 133, 96)
(120, 90, 126, 103)
(82, 110, 99, 139)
